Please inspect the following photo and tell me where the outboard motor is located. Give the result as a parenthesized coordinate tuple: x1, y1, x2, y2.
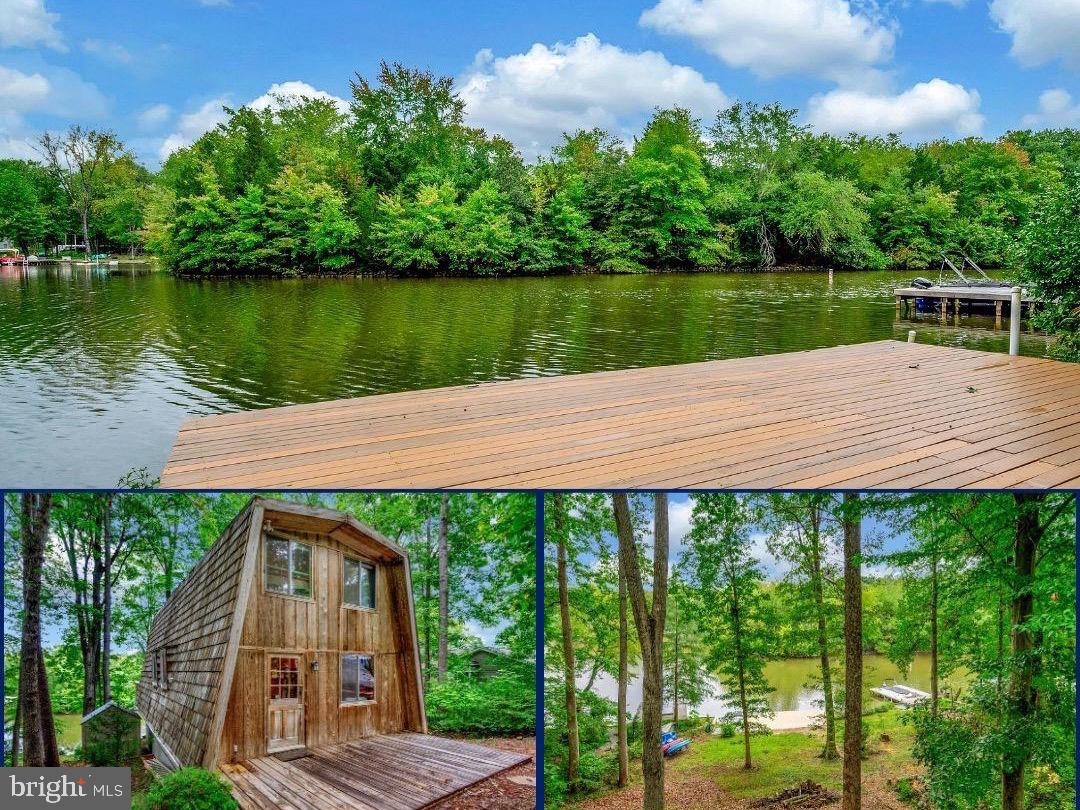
(911, 277, 934, 289)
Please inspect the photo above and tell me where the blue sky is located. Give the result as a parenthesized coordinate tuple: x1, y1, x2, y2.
(1, 0, 1078, 164)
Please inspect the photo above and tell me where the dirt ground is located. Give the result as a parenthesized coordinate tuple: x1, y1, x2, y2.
(430, 736, 536, 810)
(574, 757, 916, 810)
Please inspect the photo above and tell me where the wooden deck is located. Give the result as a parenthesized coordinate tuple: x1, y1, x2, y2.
(219, 733, 531, 810)
(160, 340, 1080, 490)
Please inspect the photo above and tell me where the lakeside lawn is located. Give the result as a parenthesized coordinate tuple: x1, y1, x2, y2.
(574, 707, 919, 809)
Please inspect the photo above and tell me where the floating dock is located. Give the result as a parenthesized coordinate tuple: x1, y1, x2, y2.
(160, 340, 1080, 490)
(870, 684, 931, 707)
(895, 286, 1034, 326)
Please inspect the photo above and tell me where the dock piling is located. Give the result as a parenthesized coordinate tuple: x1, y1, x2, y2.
(907, 330, 916, 343)
(1009, 287, 1022, 356)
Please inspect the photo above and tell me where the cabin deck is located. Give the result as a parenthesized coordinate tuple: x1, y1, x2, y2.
(219, 733, 531, 810)
(160, 340, 1080, 490)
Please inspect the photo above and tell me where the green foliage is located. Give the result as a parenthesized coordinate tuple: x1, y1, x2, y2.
(424, 673, 535, 735)
(136, 768, 238, 810)
(139, 64, 1078, 277)
(1017, 168, 1080, 361)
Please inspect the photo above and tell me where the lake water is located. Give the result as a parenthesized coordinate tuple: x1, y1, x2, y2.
(0, 265, 1048, 487)
(586, 652, 965, 718)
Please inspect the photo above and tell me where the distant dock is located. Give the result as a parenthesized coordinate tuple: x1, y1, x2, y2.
(895, 285, 1035, 327)
(161, 340, 1080, 491)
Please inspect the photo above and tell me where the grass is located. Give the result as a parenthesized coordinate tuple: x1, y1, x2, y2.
(570, 705, 921, 808)
(677, 707, 917, 799)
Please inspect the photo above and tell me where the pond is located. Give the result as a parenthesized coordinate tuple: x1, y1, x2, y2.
(0, 265, 1049, 487)
(585, 652, 967, 720)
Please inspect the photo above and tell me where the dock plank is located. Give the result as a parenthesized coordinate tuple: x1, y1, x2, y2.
(160, 340, 1080, 490)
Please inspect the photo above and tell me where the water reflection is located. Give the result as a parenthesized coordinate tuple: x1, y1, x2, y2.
(0, 266, 1048, 487)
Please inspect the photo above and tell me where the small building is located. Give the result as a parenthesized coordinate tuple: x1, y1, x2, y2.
(81, 701, 141, 763)
(135, 497, 427, 769)
(134, 498, 531, 810)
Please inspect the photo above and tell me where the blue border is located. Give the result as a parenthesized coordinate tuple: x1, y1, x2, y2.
(535, 492, 544, 807)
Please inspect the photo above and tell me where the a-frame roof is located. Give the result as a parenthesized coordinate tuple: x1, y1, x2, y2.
(136, 497, 425, 769)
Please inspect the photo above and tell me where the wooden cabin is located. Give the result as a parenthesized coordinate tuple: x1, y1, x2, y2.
(136, 497, 426, 769)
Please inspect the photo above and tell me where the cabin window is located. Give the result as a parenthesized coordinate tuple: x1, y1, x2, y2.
(343, 558, 376, 609)
(151, 649, 162, 687)
(158, 650, 169, 689)
(341, 654, 375, 704)
(264, 536, 312, 598)
(269, 656, 300, 700)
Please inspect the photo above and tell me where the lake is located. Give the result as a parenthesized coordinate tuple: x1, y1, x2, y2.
(586, 652, 966, 720)
(0, 265, 1048, 488)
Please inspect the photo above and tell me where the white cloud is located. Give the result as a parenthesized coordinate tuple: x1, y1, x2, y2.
(0, 64, 107, 158)
(137, 103, 172, 131)
(458, 33, 729, 157)
(0, 0, 64, 51)
(1021, 88, 1080, 127)
(990, 0, 1080, 70)
(806, 78, 984, 138)
(639, 0, 895, 83)
(158, 96, 230, 161)
(0, 65, 50, 109)
(82, 38, 132, 64)
(249, 80, 348, 114)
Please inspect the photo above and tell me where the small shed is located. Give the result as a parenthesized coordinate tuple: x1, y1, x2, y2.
(135, 497, 426, 769)
(81, 701, 141, 763)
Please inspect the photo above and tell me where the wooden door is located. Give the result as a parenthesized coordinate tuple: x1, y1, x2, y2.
(267, 654, 304, 753)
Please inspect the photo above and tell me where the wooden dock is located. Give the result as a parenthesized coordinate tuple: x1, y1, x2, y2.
(219, 733, 531, 810)
(160, 340, 1080, 490)
(895, 285, 1034, 325)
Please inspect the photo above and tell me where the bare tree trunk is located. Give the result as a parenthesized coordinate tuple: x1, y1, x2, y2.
(725, 553, 753, 770)
(1002, 494, 1040, 810)
(19, 493, 60, 767)
(437, 494, 449, 683)
(842, 493, 862, 810)
(613, 493, 669, 810)
(553, 493, 580, 786)
(424, 518, 433, 685)
(810, 506, 838, 760)
(672, 591, 679, 732)
(617, 565, 629, 787)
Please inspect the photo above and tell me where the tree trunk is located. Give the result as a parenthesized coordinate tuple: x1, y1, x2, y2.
(82, 208, 91, 256)
(810, 507, 838, 760)
(617, 565, 629, 787)
(437, 494, 449, 683)
(424, 518, 433, 685)
(554, 494, 580, 786)
(102, 494, 113, 703)
(1001, 494, 1040, 810)
(613, 493, 669, 810)
(19, 493, 60, 767)
(929, 547, 939, 716)
(672, 592, 679, 732)
(842, 493, 862, 810)
(729, 568, 753, 770)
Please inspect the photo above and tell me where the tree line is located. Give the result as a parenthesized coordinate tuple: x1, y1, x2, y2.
(4, 491, 536, 764)
(545, 492, 1075, 810)
(0, 62, 1077, 282)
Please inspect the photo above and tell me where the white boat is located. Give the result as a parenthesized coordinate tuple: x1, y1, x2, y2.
(870, 682, 931, 707)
